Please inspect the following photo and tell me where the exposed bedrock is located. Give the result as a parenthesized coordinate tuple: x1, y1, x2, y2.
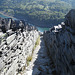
(65, 9, 75, 30)
(0, 17, 38, 33)
(0, 17, 39, 75)
(43, 9, 75, 75)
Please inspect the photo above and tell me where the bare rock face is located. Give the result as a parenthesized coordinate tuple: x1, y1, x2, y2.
(0, 17, 39, 75)
(0, 17, 30, 32)
(43, 10, 75, 75)
(0, 30, 39, 75)
(65, 9, 75, 30)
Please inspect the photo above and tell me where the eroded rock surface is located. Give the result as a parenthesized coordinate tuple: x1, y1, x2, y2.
(43, 10, 75, 75)
(0, 18, 39, 75)
(23, 37, 53, 75)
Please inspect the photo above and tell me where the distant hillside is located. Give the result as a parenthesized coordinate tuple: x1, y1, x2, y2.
(61, 0, 75, 8)
(0, 0, 74, 27)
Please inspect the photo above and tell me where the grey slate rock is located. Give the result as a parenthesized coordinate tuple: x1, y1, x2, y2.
(43, 9, 75, 75)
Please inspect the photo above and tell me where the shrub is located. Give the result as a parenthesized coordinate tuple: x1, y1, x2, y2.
(26, 55, 32, 66)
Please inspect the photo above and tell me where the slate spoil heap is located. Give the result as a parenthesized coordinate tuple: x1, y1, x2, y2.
(43, 9, 75, 75)
(0, 17, 39, 75)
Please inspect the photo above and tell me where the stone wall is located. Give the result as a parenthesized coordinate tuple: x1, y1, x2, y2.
(43, 10, 75, 75)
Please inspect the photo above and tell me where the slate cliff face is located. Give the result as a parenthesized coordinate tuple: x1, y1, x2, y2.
(43, 9, 75, 75)
(0, 18, 39, 75)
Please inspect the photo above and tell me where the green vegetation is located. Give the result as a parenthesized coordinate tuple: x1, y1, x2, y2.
(35, 36, 40, 47)
(33, 36, 40, 52)
(26, 36, 40, 66)
(0, 33, 8, 43)
(26, 55, 32, 66)
(27, 55, 32, 62)
(0, 0, 74, 27)
(18, 35, 40, 74)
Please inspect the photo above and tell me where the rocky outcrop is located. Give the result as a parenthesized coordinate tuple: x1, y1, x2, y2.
(0, 17, 37, 33)
(43, 10, 75, 75)
(65, 9, 75, 30)
(0, 18, 39, 75)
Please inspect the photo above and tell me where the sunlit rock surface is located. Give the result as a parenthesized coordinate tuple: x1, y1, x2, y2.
(0, 18, 39, 75)
(43, 9, 75, 75)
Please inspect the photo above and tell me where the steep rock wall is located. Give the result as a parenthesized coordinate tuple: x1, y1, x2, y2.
(43, 10, 75, 75)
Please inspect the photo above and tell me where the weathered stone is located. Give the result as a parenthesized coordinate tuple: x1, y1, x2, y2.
(65, 9, 75, 30)
(6, 34, 16, 44)
(38, 65, 47, 72)
(32, 68, 40, 75)
(0, 21, 39, 75)
(43, 9, 75, 75)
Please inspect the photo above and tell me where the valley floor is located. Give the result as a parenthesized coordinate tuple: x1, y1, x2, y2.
(21, 37, 54, 75)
